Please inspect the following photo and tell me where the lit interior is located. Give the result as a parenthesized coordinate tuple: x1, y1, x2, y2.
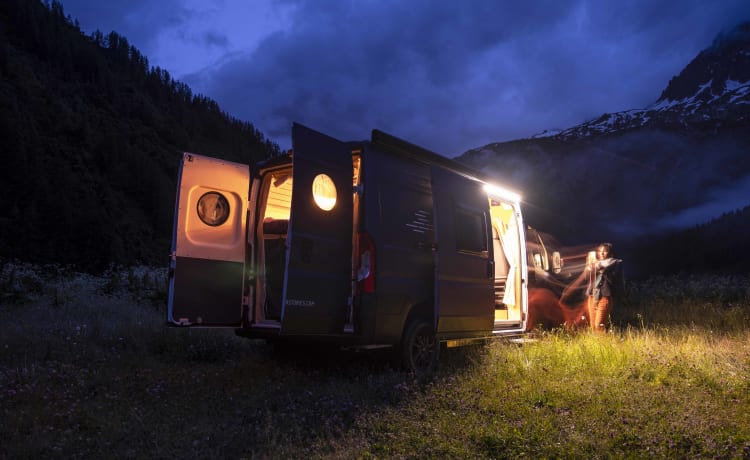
(489, 200, 522, 323)
(263, 171, 292, 221)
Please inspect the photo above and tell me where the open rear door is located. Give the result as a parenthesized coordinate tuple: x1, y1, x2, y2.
(280, 123, 353, 336)
(168, 153, 249, 326)
(431, 166, 494, 335)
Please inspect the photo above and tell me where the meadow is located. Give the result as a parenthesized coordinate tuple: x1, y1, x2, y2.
(1, 262, 749, 459)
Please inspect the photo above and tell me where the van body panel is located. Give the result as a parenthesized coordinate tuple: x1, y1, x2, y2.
(167, 153, 249, 326)
(431, 166, 495, 336)
(280, 123, 353, 335)
(170, 257, 244, 325)
(361, 145, 434, 339)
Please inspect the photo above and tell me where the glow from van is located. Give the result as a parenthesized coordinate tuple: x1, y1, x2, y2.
(483, 183, 521, 203)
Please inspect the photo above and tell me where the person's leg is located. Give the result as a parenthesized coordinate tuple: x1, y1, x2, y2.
(593, 297, 611, 333)
(586, 296, 596, 331)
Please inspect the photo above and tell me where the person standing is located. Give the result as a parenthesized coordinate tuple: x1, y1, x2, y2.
(585, 243, 624, 333)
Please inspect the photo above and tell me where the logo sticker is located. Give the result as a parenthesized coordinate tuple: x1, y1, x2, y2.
(286, 299, 315, 307)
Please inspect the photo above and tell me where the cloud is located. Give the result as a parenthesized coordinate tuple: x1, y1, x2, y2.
(61, 0, 750, 155)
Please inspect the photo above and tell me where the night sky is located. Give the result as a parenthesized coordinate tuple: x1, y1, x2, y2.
(59, 0, 750, 157)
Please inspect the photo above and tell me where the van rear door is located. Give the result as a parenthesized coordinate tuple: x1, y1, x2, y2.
(281, 123, 353, 335)
(168, 153, 249, 326)
(431, 166, 494, 335)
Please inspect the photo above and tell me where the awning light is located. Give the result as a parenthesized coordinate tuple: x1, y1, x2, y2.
(483, 183, 521, 203)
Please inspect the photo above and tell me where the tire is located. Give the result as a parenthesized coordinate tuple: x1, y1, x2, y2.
(400, 319, 439, 372)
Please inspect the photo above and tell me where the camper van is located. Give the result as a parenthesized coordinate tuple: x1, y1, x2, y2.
(168, 123, 528, 370)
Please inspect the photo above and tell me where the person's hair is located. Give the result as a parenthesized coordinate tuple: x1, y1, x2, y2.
(598, 242, 613, 255)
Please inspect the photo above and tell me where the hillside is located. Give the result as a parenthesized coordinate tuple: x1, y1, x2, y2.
(0, 0, 280, 270)
(458, 21, 750, 276)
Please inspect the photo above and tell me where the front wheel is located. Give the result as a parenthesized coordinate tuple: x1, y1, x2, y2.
(400, 319, 439, 372)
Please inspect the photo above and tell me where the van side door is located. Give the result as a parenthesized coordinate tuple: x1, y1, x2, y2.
(431, 166, 494, 335)
(281, 123, 353, 335)
(168, 153, 249, 326)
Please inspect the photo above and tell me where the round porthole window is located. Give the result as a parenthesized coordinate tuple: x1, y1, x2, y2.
(312, 174, 337, 211)
(197, 192, 230, 226)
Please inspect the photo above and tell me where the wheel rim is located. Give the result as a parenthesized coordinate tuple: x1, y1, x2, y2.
(410, 326, 436, 369)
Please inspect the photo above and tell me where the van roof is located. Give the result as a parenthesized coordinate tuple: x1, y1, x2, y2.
(256, 128, 476, 178)
(255, 126, 520, 200)
(370, 129, 511, 192)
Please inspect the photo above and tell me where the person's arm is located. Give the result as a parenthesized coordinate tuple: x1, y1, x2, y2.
(561, 268, 587, 304)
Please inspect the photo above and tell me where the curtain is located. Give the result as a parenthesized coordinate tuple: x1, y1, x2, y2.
(499, 215, 519, 307)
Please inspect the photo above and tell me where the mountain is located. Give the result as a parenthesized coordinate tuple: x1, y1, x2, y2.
(457, 22, 750, 276)
(534, 22, 750, 140)
(0, 0, 280, 270)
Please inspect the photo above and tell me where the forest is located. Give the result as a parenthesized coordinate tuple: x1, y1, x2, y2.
(0, 0, 279, 270)
(623, 205, 750, 277)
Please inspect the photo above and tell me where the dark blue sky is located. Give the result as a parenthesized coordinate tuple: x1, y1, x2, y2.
(59, 0, 750, 157)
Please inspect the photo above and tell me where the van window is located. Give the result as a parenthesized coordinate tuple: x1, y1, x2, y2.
(312, 173, 337, 211)
(196, 192, 230, 226)
(455, 207, 487, 254)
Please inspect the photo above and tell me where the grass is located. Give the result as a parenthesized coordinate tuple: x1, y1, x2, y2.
(1, 263, 749, 459)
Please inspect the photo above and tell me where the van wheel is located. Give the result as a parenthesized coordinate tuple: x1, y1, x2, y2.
(400, 319, 439, 372)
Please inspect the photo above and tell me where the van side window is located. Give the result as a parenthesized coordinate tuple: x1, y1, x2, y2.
(455, 207, 487, 254)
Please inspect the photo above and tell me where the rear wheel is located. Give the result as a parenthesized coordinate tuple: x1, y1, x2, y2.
(400, 319, 439, 372)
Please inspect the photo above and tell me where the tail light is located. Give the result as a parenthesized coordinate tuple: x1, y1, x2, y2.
(357, 232, 375, 293)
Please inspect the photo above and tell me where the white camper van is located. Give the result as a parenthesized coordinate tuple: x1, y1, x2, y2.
(168, 123, 528, 370)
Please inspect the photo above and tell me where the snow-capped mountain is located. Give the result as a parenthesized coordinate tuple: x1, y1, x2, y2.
(535, 22, 750, 140)
(458, 21, 750, 250)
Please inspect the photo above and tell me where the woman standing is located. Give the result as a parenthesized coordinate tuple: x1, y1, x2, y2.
(585, 243, 624, 333)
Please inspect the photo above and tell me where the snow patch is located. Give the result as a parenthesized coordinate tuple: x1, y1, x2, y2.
(725, 79, 750, 91)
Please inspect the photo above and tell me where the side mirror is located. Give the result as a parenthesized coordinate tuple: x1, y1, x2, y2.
(533, 253, 543, 269)
(552, 251, 562, 274)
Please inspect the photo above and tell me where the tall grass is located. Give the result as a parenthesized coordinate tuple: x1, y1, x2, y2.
(619, 273, 750, 332)
(332, 327, 749, 459)
(1, 263, 749, 459)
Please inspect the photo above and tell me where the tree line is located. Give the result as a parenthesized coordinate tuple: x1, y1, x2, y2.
(622, 205, 750, 278)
